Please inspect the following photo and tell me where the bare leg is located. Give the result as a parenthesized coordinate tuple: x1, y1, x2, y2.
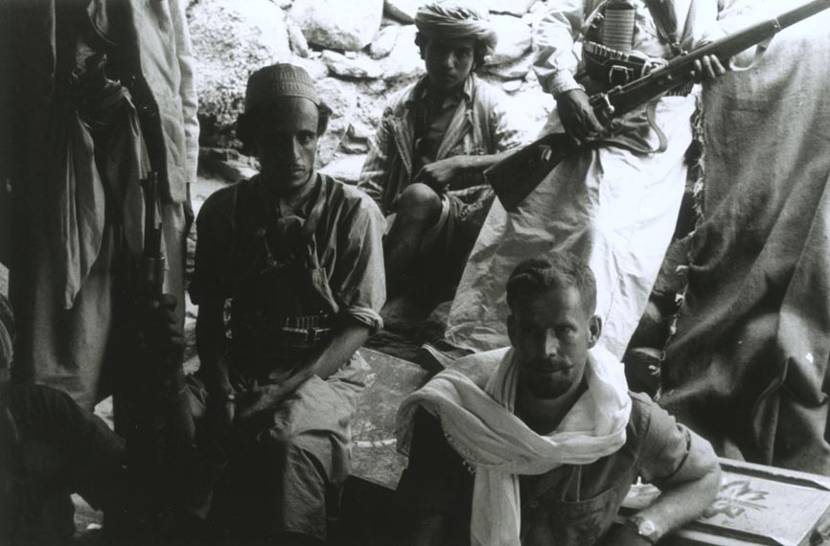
(385, 183, 442, 293)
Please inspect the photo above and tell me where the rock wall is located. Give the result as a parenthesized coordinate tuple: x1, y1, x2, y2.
(187, 0, 554, 183)
(189, 0, 292, 146)
(185, 0, 700, 387)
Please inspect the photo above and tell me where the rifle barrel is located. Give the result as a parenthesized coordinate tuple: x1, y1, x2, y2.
(778, 0, 830, 28)
(600, 0, 830, 118)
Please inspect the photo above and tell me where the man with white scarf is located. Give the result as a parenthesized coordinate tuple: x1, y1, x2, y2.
(396, 253, 720, 545)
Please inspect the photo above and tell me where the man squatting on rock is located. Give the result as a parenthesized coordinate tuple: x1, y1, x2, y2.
(188, 63, 386, 545)
(358, 1, 524, 298)
(397, 253, 721, 546)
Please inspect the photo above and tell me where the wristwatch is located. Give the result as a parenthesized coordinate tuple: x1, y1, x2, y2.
(626, 515, 660, 544)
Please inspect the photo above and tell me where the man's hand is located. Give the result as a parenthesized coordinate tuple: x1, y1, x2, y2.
(138, 294, 184, 362)
(689, 54, 728, 83)
(602, 523, 653, 546)
(557, 88, 606, 141)
(236, 382, 294, 420)
(413, 156, 468, 193)
(203, 353, 235, 431)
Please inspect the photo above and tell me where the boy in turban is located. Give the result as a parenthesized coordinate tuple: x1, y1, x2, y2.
(358, 0, 525, 302)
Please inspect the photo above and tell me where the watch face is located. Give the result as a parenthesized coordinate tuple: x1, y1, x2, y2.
(638, 518, 657, 536)
(629, 516, 659, 542)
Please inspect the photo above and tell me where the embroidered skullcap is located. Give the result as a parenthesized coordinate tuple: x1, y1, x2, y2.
(415, 0, 497, 51)
(244, 63, 320, 113)
(0, 294, 13, 369)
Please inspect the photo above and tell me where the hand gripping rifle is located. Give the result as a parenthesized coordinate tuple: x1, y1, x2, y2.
(488, 0, 830, 212)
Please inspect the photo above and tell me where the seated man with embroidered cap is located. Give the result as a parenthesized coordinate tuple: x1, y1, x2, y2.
(358, 0, 524, 299)
(189, 63, 386, 545)
(396, 253, 720, 546)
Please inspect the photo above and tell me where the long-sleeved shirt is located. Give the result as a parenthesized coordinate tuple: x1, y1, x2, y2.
(358, 75, 524, 215)
(191, 174, 386, 341)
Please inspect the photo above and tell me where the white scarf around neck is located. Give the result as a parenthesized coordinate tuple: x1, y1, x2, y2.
(396, 345, 632, 546)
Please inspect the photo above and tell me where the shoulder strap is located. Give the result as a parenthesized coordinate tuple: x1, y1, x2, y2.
(298, 175, 330, 243)
(642, 0, 683, 55)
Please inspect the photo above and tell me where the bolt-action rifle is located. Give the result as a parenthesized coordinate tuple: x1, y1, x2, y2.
(488, 0, 830, 212)
(127, 172, 198, 536)
(141, 171, 165, 298)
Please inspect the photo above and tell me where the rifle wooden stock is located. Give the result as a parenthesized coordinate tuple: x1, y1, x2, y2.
(488, 0, 830, 212)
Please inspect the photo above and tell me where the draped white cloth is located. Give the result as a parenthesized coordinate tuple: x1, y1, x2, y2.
(397, 346, 631, 546)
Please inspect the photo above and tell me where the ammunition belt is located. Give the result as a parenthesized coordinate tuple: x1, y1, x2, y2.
(583, 41, 691, 96)
(232, 313, 334, 348)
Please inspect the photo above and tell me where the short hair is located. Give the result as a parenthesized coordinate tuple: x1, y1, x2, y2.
(235, 101, 333, 156)
(506, 254, 597, 316)
(414, 32, 491, 71)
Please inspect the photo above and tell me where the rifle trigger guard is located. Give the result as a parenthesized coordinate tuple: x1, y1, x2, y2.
(598, 93, 616, 118)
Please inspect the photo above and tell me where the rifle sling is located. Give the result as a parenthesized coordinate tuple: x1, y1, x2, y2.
(643, 0, 687, 55)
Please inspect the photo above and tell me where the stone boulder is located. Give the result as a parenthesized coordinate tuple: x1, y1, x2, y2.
(188, 0, 291, 146)
(378, 25, 424, 82)
(286, 19, 311, 57)
(289, 0, 384, 51)
(316, 78, 359, 164)
(485, 55, 533, 80)
(322, 50, 384, 80)
(292, 56, 330, 81)
(338, 119, 375, 154)
(489, 15, 532, 66)
(320, 154, 367, 185)
(370, 24, 402, 59)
